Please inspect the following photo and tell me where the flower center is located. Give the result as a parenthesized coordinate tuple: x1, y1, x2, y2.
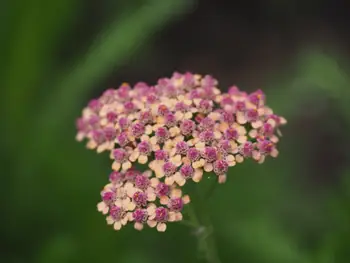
(155, 207, 168, 222)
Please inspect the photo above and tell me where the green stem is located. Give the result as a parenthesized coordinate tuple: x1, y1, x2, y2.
(204, 177, 218, 201)
(183, 187, 222, 263)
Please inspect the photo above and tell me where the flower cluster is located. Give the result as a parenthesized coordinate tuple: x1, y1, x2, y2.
(76, 72, 286, 231)
(97, 169, 189, 231)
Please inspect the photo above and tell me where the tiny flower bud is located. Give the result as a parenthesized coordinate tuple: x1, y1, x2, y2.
(158, 105, 170, 116)
(224, 127, 238, 140)
(109, 171, 124, 184)
(138, 141, 151, 155)
(235, 101, 246, 111)
(155, 207, 168, 222)
(175, 102, 189, 112)
(155, 127, 169, 143)
(92, 130, 105, 144)
(131, 123, 145, 138)
(125, 169, 140, 181)
(180, 120, 195, 136)
(180, 164, 194, 179)
(133, 191, 148, 207)
(146, 94, 157, 104)
(199, 117, 215, 130)
(221, 111, 235, 124)
(102, 191, 115, 204)
(76, 118, 87, 132)
(104, 127, 116, 141)
(165, 113, 177, 127)
(203, 147, 217, 162)
(163, 162, 177, 176)
(168, 197, 183, 212)
(217, 140, 232, 155)
(88, 99, 102, 112)
(240, 141, 254, 157)
(117, 83, 130, 99)
(200, 130, 215, 143)
(124, 101, 135, 113)
(155, 149, 169, 161)
(156, 183, 170, 197)
(176, 141, 189, 155)
(213, 160, 228, 175)
(261, 123, 274, 136)
(106, 112, 117, 123)
(133, 209, 148, 223)
(187, 148, 200, 162)
(113, 149, 128, 162)
(88, 115, 99, 126)
(139, 111, 153, 124)
(257, 139, 274, 154)
(118, 117, 129, 130)
(199, 99, 212, 113)
(246, 109, 259, 122)
(110, 205, 123, 220)
(117, 132, 129, 147)
(249, 89, 265, 106)
(135, 175, 150, 190)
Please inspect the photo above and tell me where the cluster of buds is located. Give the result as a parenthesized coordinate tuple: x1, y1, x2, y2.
(97, 169, 189, 231)
(76, 72, 286, 231)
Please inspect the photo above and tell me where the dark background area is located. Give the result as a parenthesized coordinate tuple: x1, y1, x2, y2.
(1, 0, 350, 262)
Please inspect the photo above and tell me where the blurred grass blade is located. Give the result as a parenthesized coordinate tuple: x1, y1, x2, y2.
(2, 0, 78, 133)
(35, 0, 193, 150)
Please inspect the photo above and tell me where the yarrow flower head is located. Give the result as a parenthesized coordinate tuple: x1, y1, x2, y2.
(76, 72, 287, 232)
(97, 169, 190, 231)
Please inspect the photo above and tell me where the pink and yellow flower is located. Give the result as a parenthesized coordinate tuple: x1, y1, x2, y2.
(77, 72, 287, 232)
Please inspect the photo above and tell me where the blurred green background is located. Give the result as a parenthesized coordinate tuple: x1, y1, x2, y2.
(1, 0, 350, 262)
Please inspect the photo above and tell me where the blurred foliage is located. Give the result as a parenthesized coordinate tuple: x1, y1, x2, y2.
(1, 0, 350, 263)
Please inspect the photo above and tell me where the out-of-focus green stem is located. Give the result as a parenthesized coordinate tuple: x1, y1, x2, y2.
(183, 181, 222, 263)
(31, 0, 194, 159)
(204, 177, 218, 201)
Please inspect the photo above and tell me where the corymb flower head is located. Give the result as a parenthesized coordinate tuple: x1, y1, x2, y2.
(97, 169, 190, 232)
(77, 72, 286, 232)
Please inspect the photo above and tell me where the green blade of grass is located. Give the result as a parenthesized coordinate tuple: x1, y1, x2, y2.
(34, 0, 193, 152)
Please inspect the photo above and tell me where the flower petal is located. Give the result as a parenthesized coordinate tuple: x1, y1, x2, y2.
(236, 112, 246, 124)
(122, 161, 132, 171)
(112, 161, 121, 171)
(157, 223, 167, 232)
(106, 216, 114, 225)
(113, 221, 122, 230)
(237, 136, 247, 144)
(218, 174, 227, 184)
(129, 151, 140, 162)
(165, 176, 175, 186)
(271, 148, 279, 158)
(175, 175, 186, 186)
(252, 150, 261, 161)
(97, 202, 109, 214)
(147, 220, 157, 228)
(171, 188, 182, 198)
(235, 154, 244, 163)
(175, 212, 183, 221)
(168, 211, 176, 222)
(182, 195, 190, 204)
(138, 155, 148, 164)
(150, 177, 159, 187)
(134, 222, 144, 231)
(121, 216, 128, 225)
(204, 163, 213, 172)
(252, 120, 263, 129)
(160, 196, 169, 205)
(193, 169, 203, 182)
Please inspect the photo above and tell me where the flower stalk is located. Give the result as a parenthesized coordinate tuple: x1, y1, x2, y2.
(184, 182, 222, 263)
